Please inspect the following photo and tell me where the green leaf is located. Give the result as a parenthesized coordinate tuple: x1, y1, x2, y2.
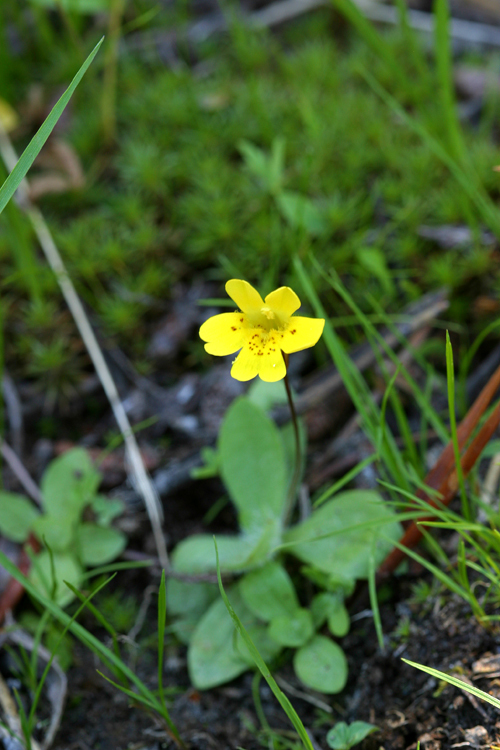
(0, 492, 40, 542)
(328, 603, 350, 638)
(90, 495, 124, 526)
(172, 525, 281, 575)
(29, 551, 83, 607)
(247, 379, 288, 412)
(76, 523, 127, 566)
(310, 592, 340, 629)
(0, 38, 103, 216)
(41, 448, 101, 521)
(219, 398, 287, 534)
(239, 561, 299, 621)
(283, 490, 402, 580)
(235, 623, 282, 666)
(191, 447, 220, 480)
(326, 721, 379, 750)
(188, 585, 256, 689)
(293, 635, 348, 694)
(268, 609, 314, 648)
(214, 540, 315, 750)
(166, 579, 218, 644)
(277, 191, 328, 236)
(32, 515, 74, 552)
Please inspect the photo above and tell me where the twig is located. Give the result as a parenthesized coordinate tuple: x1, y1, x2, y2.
(0, 669, 42, 750)
(6, 624, 67, 750)
(0, 440, 43, 506)
(0, 124, 168, 570)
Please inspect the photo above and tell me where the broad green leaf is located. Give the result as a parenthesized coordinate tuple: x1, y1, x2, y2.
(277, 191, 328, 236)
(284, 490, 401, 580)
(166, 579, 218, 644)
(41, 448, 101, 520)
(29, 551, 83, 607)
(0, 38, 103, 216)
(268, 609, 314, 648)
(32, 515, 74, 552)
(235, 624, 282, 666)
(239, 561, 298, 621)
(328, 603, 350, 638)
(219, 398, 287, 533)
(0, 492, 40, 542)
(294, 635, 347, 694)
(76, 523, 127, 566)
(172, 524, 281, 575)
(247, 379, 288, 411)
(214, 541, 314, 750)
(326, 721, 379, 750)
(189, 585, 257, 689)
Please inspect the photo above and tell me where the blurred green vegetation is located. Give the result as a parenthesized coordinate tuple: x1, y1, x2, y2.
(2, 1, 500, 386)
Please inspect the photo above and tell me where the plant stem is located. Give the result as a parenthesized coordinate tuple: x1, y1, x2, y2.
(283, 353, 302, 523)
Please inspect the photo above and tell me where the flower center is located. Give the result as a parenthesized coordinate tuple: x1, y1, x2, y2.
(246, 306, 288, 332)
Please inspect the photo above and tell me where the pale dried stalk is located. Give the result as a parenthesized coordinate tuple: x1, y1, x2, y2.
(0, 124, 168, 569)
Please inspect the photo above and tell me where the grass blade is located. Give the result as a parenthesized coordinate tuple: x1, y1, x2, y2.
(0, 37, 103, 215)
(0, 549, 181, 743)
(214, 537, 314, 750)
(434, 0, 465, 162)
(445, 331, 469, 519)
(403, 659, 500, 711)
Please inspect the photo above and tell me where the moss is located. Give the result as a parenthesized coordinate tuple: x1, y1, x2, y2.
(3, 6, 500, 385)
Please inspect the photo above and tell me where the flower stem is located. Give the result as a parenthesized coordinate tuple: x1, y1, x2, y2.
(283, 354, 302, 523)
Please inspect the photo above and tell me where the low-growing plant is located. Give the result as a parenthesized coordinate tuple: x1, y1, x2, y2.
(0, 447, 126, 605)
(166, 277, 403, 693)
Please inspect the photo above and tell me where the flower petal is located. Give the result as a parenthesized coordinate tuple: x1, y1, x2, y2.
(257, 347, 287, 382)
(264, 286, 301, 317)
(230, 346, 261, 381)
(226, 279, 264, 313)
(280, 316, 325, 354)
(199, 312, 245, 355)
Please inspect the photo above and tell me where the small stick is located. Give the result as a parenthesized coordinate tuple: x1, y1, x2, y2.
(0, 123, 168, 570)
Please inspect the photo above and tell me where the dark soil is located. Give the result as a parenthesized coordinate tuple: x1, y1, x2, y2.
(49, 568, 500, 750)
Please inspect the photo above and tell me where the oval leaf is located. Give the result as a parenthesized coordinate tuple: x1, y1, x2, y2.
(189, 586, 254, 689)
(0, 492, 39, 543)
(76, 523, 126, 566)
(29, 551, 83, 607)
(326, 721, 379, 750)
(284, 490, 402, 580)
(294, 635, 347, 694)
(328, 604, 350, 638)
(41, 448, 101, 519)
(219, 398, 287, 534)
(32, 515, 74, 552)
(239, 561, 299, 621)
(268, 608, 314, 648)
(172, 525, 280, 575)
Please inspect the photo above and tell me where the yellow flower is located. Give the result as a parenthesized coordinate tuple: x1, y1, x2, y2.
(199, 279, 325, 382)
